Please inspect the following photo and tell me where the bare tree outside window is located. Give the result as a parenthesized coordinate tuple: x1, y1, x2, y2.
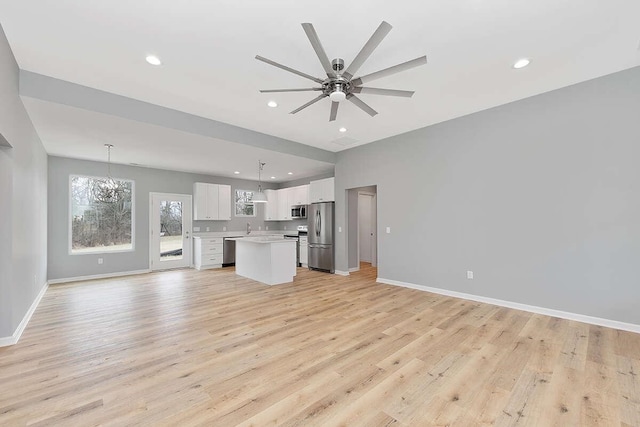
(235, 189, 255, 217)
(70, 175, 134, 253)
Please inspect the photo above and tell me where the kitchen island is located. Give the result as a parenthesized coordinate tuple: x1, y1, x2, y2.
(232, 236, 297, 285)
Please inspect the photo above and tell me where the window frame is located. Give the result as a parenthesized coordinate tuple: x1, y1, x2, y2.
(234, 188, 256, 218)
(68, 174, 136, 255)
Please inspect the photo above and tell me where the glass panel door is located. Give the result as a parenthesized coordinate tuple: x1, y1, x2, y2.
(151, 193, 192, 270)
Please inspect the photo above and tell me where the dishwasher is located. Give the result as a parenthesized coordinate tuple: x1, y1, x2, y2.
(223, 237, 243, 266)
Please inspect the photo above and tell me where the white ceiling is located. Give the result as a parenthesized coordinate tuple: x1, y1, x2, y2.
(22, 98, 333, 182)
(2, 1, 640, 173)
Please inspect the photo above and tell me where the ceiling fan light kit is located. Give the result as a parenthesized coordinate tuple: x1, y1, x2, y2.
(256, 21, 427, 122)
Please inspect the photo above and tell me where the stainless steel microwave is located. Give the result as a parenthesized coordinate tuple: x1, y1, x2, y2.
(291, 205, 307, 219)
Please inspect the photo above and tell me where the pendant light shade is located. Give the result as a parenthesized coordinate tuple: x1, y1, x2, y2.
(253, 160, 268, 203)
(253, 191, 268, 203)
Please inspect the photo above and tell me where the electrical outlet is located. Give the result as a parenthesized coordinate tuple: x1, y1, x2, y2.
(222, 226, 227, 231)
(258, 226, 262, 230)
(386, 227, 391, 234)
(467, 271, 474, 279)
(193, 226, 200, 232)
(98, 258, 104, 265)
(265, 226, 269, 230)
(284, 226, 287, 230)
(206, 227, 210, 232)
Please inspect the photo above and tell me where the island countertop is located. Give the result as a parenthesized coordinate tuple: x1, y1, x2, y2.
(226, 236, 291, 244)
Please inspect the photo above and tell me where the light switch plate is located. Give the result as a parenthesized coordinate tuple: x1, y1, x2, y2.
(467, 271, 474, 279)
(386, 227, 391, 234)
(338, 226, 342, 232)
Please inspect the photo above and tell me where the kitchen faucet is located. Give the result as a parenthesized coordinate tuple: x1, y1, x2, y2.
(246, 222, 251, 235)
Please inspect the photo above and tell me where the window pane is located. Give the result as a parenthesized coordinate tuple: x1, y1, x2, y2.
(160, 201, 183, 261)
(71, 176, 133, 253)
(235, 189, 256, 217)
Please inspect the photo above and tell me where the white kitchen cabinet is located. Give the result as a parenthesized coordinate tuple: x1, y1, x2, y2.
(299, 235, 308, 267)
(277, 187, 291, 220)
(309, 177, 335, 203)
(194, 237, 224, 269)
(289, 185, 309, 205)
(193, 182, 231, 220)
(264, 189, 278, 221)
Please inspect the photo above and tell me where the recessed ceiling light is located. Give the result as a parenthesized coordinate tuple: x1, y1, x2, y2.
(288, 172, 293, 175)
(513, 58, 530, 69)
(339, 127, 347, 133)
(270, 176, 276, 179)
(234, 171, 240, 174)
(145, 55, 162, 66)
(267, 101, 278, 108)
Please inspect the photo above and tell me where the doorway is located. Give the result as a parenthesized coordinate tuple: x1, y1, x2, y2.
(150, 193, 192, 270)
(358, 192, 377, 266)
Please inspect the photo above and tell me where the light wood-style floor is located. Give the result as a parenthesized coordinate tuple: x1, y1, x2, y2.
(1, 264, 639, 426)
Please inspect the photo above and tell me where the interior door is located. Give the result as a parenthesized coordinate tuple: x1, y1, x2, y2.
(150, 193, 192, 270)
(358, 193, 374, 263)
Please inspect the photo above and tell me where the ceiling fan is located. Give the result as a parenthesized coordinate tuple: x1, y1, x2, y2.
(256, 21, 427, 122)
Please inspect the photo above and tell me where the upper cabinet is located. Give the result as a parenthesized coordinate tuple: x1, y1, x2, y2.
(277, 187, 291, 221)
(263, 184, 310, 221)
(309, 177, 335, 203)
(289, 185, 309, 206)
(193, 182, 231, 220)
(264, 189, 278, 221)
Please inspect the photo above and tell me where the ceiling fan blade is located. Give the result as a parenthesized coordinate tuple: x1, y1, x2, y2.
(259, 88, 323, 93)
(342, 21, 393, 80)
(255, 55, 324, 84)
(351, 56, 427, 86)
(351, 87, 415, 98)
(346, 94, 378, 117)
(290, 94, 327, 114)
(329, 101, 339, 122)
(301, 23, 336, 78)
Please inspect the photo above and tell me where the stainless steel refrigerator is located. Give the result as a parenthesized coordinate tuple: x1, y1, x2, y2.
(308, 201, 335, 273)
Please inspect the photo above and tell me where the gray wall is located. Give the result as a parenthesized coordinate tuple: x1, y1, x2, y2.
(335, 65, 640, 325)
(0, 24, 48, 339)
(48, 156, 291, 280)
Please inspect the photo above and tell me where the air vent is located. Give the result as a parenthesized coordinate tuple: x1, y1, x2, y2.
(330, 136, 358, 147)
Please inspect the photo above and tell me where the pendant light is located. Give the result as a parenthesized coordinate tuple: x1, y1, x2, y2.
(253, 160, 268, 203)
(100, 144, 118, 203)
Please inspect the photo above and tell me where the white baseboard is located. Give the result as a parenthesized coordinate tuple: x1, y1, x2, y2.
(377, 277, 640, 334)
(349, 267, 360, 272)
(334, 270, 350, 276)
(0, 281, 48, 347)
(48, 269, 151, 285)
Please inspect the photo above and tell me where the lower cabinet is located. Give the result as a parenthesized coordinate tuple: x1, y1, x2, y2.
(299, 235, 308, 267)
(194, 237, 223, 270)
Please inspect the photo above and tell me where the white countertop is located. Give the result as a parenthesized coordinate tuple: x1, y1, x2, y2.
(193, 230, 298, 238)
(231, 236, 297, 244)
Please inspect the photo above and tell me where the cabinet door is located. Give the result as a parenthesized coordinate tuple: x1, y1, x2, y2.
(218, 184, 231, 220)
(299, 185, 310, 205)
(193, 182, 209, 220)
(277, 188, 291, 220)
(309, 180, 323, 203)
(323, 178, 335, 202)
(264, 189, 278, 220)
(207, 183, 219, 220)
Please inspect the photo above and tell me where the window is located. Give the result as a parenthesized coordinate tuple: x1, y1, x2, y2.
(235, 189, 256, 217)
(70, 175, 134, 254)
